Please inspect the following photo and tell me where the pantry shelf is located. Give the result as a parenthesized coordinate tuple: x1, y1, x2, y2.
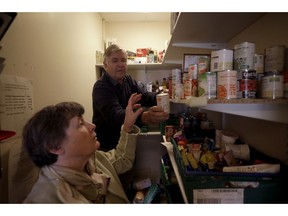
(201, 101, 288, 124)
(96, 63, 181, 71)
(170, 98, 288, 124)
(208, 98, 288, 104)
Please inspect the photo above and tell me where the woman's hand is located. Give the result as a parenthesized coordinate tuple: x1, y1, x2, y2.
(123, 93, 144, 133)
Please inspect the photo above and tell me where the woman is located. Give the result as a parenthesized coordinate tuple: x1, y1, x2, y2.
(23, 93, 143, 203)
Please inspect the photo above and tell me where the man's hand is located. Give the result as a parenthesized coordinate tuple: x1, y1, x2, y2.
(141, 106, 169, 125)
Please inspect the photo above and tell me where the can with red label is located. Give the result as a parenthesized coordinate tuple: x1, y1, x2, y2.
(188, 64, 198, 79)
(165, 125, 176, 142)
(237, 69, 257, 98)
(217, 70, 237, 99)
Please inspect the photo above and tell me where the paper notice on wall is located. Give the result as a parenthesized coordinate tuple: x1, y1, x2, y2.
(0, 75, 34, 136)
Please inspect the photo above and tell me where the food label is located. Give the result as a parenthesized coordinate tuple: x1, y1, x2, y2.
(156, 93, 170, 113)
(193, 188, 244, 204)
(217, 70, 237, 99)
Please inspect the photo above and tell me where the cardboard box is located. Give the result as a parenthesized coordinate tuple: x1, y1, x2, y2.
(136, 48, 148, 57)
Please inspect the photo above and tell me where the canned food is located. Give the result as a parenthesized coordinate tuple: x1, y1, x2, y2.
(165, 125, 176, 142)
(265, 45, 286, 72)
(260, 71, 284, 99)
(253, 54, 264, 73)
(211, 49, 233, 72)
(188, 64, 198, 79)
(237, 69, 257, 99)
(156, 93, 170, 113)
(172, 68, 182, 84)
(174, 83, 184, 99)
(198, 71, 217, 99)
(234, 42, 255, 70)
(198, 56, 210, 74)
(217, 70, 237, 99)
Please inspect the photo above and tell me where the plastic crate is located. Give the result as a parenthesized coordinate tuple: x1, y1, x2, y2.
(171, 138, 288, 203)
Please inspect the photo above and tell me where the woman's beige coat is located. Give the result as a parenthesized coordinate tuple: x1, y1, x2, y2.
(23, 125, 140, 203)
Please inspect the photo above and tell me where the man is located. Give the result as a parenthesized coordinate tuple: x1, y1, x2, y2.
(92, 44, 169, 151)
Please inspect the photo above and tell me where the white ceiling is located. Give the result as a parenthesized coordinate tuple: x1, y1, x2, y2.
(99, 12, 170, 22)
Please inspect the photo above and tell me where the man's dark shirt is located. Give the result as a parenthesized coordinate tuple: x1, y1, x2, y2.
(92, 72, 157, 151)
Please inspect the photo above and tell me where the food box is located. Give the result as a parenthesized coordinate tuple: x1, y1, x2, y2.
(171, 138, 288, 203)
(136, 48, 148, 57)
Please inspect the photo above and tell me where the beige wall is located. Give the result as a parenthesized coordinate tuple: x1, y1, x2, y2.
(0, 12, 103, 203)
(104, 20, 170, 54)
(1, 12, 103, 120)
(104, 20, 172, 85)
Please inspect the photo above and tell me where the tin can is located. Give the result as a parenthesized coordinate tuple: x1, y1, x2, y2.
(198, 56, 210, 74)
(188, 64, 198, 79)
(234, 42, 255, 70)
(174, 83, 184, 99)
(156, 93, 170, 113)
(217, 70, 237, 99)
(253, 54, 264, 73)
(265, 45, 286, 72)
(237, 69, 257, 99)
(261, 71, 284, 99)
(165, 125, 176, 142)
(172, 68, 182, 84)
(186, 64, 199, 97)
(198, 71, 217, 98)
(257, 73, 265, 98)
(183, 79, 192, 98)
(211, 49, 233, 72)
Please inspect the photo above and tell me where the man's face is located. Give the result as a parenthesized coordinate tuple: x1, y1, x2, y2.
(103, 50, 127, 83)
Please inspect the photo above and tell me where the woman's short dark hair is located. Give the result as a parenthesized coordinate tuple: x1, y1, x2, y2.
(22, 102, 84, 167)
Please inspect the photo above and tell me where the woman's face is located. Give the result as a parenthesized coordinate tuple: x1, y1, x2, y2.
(62, 116, 100, 159)
(103, 50, 127, 83)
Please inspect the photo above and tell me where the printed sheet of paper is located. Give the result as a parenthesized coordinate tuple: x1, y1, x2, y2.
(0, 75, 34, 135)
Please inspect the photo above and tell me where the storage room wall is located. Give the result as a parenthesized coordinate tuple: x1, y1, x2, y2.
(0, 12, 103, 203)
(223, 13, 288, 164)
(227, 13, 288, 54)
(104, 20, 173, 84)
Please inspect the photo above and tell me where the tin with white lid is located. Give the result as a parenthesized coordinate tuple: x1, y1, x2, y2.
(234, 42, 255, 70)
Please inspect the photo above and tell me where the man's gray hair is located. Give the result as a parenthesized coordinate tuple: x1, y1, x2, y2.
(103, 44, 126, 62)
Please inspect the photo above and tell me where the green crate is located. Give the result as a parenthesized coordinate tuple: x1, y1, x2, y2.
(171, 138, 288, 203)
